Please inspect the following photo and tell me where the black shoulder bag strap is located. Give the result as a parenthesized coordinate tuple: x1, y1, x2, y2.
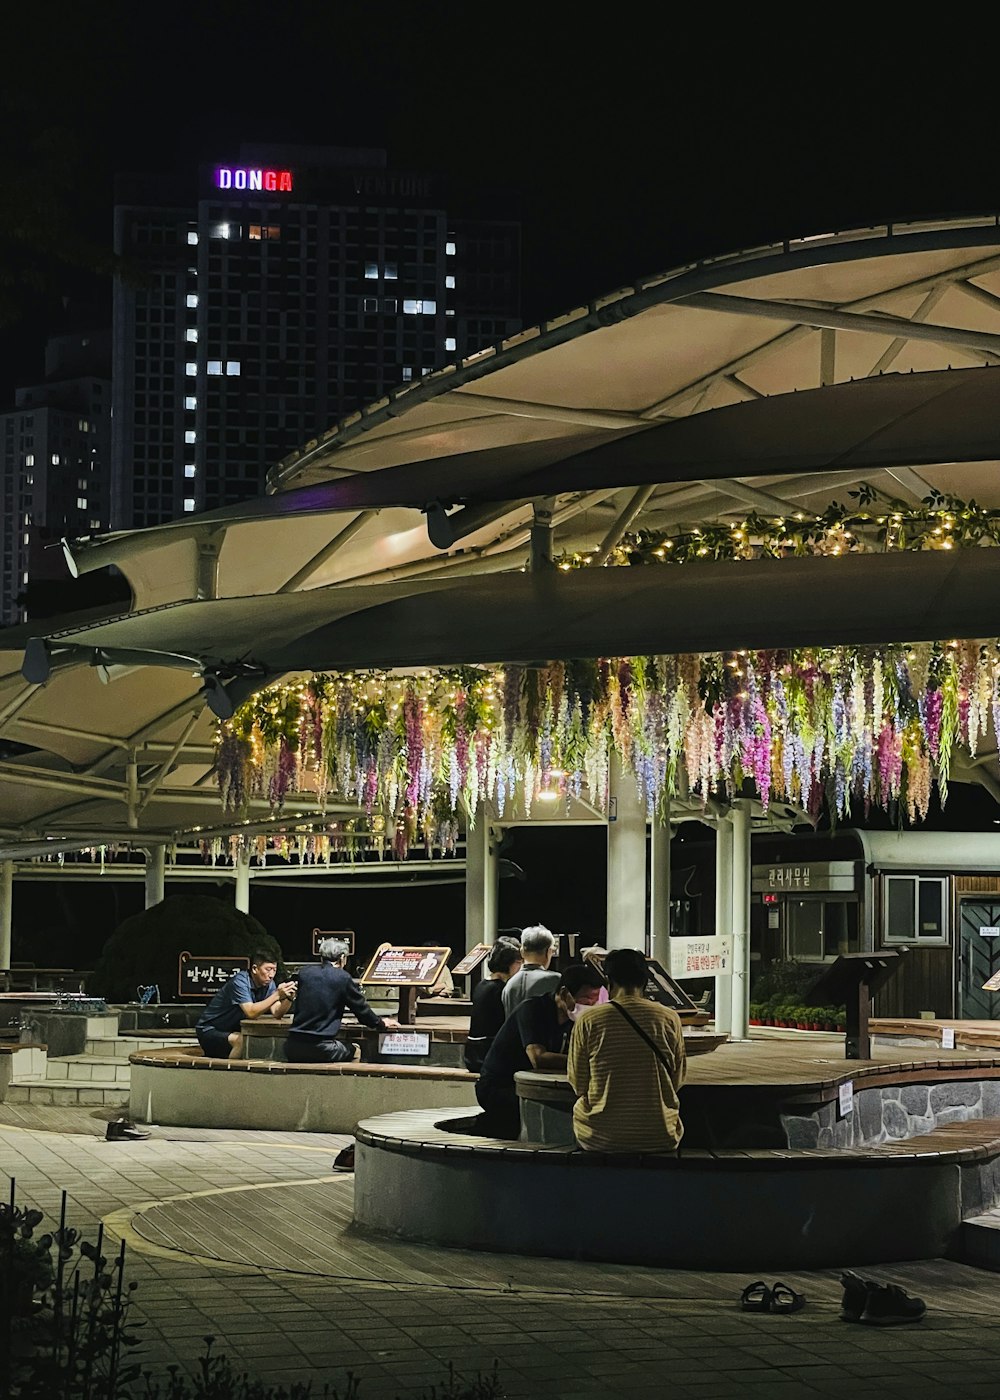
(610, 1001, 676, 1074)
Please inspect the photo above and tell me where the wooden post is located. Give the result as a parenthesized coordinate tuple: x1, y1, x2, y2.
(398, 986, 419, 1025)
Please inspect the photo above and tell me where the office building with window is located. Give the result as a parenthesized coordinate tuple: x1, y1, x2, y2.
(112, 144, 521, 528)
(0, 331, 111, 625)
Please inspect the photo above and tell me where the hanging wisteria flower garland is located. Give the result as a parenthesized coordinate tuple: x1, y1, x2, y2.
(214, 641, 1000, 853)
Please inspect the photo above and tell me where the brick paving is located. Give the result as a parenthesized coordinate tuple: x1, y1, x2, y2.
(3, 1103, 1000, 1398)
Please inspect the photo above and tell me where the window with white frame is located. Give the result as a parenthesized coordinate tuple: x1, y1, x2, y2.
(883, 874, 948, 945)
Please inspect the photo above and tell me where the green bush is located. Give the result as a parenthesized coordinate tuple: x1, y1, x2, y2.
(89, 895, 284, 1003)
(752, 959, 821, 1004)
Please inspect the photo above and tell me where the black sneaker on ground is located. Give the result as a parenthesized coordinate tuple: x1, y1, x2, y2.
(106, 1118, 151, 1142)
(332, 1144, 355, 1172)
(858, 1281, 927, 1326)
(839, 1270, 871, 1322)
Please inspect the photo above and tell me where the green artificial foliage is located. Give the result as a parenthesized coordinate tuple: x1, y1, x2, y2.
(89, 895, 283, 1004)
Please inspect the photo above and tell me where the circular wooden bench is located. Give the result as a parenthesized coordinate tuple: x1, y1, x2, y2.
(352, 1102, 1000, 1271)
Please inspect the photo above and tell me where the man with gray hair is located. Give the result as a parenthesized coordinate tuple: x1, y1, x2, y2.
(286, 938, 397, 1064)
(501, 924, 560, 1017)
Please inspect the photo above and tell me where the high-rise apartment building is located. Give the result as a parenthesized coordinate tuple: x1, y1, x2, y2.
(0, 331, 111, 625)
(112, 144, 521, 529)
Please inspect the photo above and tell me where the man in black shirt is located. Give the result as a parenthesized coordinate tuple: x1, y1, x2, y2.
(475, 963, 604, 1138)
(464, 942, 524, 1072)
(286, 939, 397, 1064)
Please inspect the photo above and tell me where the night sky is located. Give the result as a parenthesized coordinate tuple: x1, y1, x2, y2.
(0, 8, 992, 403)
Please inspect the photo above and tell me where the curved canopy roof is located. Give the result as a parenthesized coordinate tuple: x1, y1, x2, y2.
(6, 214, 1000, 849)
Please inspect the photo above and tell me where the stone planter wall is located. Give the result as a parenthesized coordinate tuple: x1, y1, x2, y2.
(781, 1079, 1000, 1149)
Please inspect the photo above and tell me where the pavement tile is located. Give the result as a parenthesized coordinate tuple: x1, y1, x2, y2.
(9, 1106, 1000, 1400)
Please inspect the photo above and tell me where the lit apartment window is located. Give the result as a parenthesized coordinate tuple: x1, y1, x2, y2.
(76, 496, 87, 509)
(446, 240, 456, 255)
(77, 477, 87, 490)
(185, 363, 197, 377)
(187, 231, 199, 246)
(22, 571, 28, 584)
(185, 329, 198, 343)
(267, 225, 280, 240)
(207, 361, 222, 375)
(364, 262, 379, 279)
(225, 361, 240, 376)
(385, 263, 398, 280)
(183, 498, 196, 512)
(445, 337, 457, 352)
(213, 223, 232, 239)
(184, 430, 196, 444)
(24, 454, 34, 466)
(184, 396, 197, 410)
(249, 225, 263, 240)
(23, 532, 30, 546)
(402, 367, 413, 381)
(89, 519, 100, 529)
(184, 465, 196, 478)
(51, 453, 60, 465)
(186, 294, 198, 309)
(403, 299, 436, 314)
(445, 275, 456, 289)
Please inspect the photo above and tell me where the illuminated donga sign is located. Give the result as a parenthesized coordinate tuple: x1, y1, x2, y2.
(216, 167, 293, 193)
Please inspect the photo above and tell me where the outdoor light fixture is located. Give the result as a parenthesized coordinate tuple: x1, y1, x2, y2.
(200, 673, 235, 721)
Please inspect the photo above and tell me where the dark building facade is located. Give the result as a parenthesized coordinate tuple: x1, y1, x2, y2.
(0, 331, 111, 624)
(112, 144, 521, 529)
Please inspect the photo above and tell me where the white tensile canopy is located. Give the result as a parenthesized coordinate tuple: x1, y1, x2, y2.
(5, 213, 1000, 852)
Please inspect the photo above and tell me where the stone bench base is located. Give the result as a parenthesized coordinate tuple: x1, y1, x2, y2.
(127, 1047, 478, 1132)
(353, 1106, 1000, 1270)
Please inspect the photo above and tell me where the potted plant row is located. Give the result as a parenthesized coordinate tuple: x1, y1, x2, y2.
(749, 1000, 847, 1032)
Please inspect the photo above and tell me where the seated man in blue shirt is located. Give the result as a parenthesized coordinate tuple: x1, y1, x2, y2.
(475, 963, 604, 1138)
(195, 951, 296, 1059)
(286, 938, 398, 1063)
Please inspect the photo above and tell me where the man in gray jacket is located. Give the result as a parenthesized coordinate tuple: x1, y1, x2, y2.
(501, 925, 559, 1017)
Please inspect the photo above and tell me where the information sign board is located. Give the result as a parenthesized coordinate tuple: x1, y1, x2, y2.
(669, 935, 733, 979)
(312, 928, 355, 956)
(941, 1026, 956, 1049)
(178, 952, 249, 999)
(378, 1032, 431, 1056)
(983, 968, 1000, 992)
(838, 1081, 854, 1117)
(582, 949, 698, 1013)
(360, 944, 451, 986)
(451, 944, 491, 977)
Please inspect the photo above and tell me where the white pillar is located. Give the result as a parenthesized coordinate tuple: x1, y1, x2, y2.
(714, 818, 734, 1036)
(144, 846, 165, 909)
(234, 849, 251, 914)
(465, 803, 498, 953)
(649, 798, 671, 966)
(729, 800, 752, 1041)
(0, 859, 12, 970)
(606, 755, 647, 950)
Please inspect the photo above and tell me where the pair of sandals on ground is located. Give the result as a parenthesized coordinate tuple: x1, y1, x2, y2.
(740, 1271, 926, 1324)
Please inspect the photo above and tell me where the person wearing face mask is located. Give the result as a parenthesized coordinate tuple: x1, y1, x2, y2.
(474, 963, 605, 1139)
(568, 946, 687, 1154)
